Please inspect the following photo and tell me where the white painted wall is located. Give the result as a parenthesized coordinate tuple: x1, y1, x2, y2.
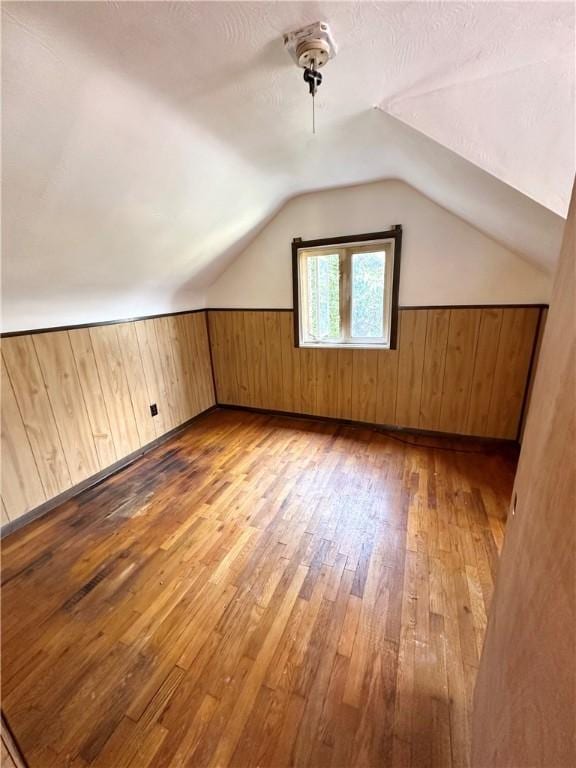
(208, 181, 553, 308)
(2, 3, 568, 332)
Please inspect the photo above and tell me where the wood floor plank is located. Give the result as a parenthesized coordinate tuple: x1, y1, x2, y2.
(0, 409, 517, 768)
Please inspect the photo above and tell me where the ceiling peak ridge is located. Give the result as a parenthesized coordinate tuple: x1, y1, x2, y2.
(381, 52, 574, 114)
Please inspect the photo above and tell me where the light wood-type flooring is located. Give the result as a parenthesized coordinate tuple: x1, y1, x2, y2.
(1, 409, 516, 767)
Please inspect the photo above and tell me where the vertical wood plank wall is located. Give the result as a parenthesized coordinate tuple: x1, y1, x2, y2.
(208, 307, 541, 440)
(1, 305, 541, 528)
(471, 185, 575, 768)
(1, 312, 215, 526)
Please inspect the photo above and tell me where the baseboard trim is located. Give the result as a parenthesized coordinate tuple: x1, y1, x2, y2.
(1, 406, 218, 539)
(216, 404, 519, 446)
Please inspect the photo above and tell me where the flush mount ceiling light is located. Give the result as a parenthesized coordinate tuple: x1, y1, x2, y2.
(284, 22, 337, 134)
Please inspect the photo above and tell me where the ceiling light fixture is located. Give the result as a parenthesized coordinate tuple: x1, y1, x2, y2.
(284, 22, 337, 134)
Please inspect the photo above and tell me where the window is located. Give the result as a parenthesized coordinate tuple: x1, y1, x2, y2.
(292, 227, 402, 349)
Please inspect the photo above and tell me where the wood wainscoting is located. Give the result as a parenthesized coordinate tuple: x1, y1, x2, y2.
(208, 307, 542, 441)
(1, 312, 215, 527)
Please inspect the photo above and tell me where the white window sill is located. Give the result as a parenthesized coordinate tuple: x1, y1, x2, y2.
(299, 342, 392, 351)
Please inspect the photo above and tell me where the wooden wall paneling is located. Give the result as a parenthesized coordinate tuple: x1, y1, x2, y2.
(152, 317, 182, 427)
(207, 311, 225, 403)
(167, 315, 195, 422)
(243, 311, 268, 409)
(233, 311, 250, 406)
(1, 359, 46, 520)
(485, 307, 540, 439)
(253, 311, 269, 409)
(1, 738, 17, 768)
(240, 312, 255, 407)
(2, 336, 72, 498)
(1, 498, 10, 526)
(350, 349, 378, 423)
(311, 350, 327, 416)
(395, 309, 428, 428)
(1, 715, 26, 768)
(314, 350, 340, 419)
(115, 322, 157, 445)
(0, 305, 543, 531)
(471, 183, 575, 768)
(278, 312, 301, 413)
(192, 309, 538, 438)
(68, 328, 118, 467)
(220, 310, 243, 406)
(33, 331, 100, 485)
(438, 309, 481, 433)
(207, 311, 234, 405)
(419, 309, 450, 430)
(172, 315, 205, 419)
(241, 312, 258, 407)
(231, 311, 251, 406)
(466, 309, 504, 436)
(89, 325, 142, 456)
(192, 313, 216, 411)
(374, 348, 399, 426)
(519, 308, 547, 442)
(133, 319, 171, 436)
(186, 312, 215, 413)
(153, 316, 187, 428)
(262, 311, 283, 412)
(336, 349, 354, 420)
(299, 348, 318, 416)
(1, 311, 216, 528)
(176, 315, 202, 418)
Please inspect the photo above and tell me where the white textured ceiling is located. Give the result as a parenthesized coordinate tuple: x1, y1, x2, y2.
(2, 1, 574, 330)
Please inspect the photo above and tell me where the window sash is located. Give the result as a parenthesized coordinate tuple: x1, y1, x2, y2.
(298, 239, 395, 348)
(300, 248, 344, 343)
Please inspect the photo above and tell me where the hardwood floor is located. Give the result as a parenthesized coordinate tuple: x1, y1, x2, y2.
(1, 409, 517, 768)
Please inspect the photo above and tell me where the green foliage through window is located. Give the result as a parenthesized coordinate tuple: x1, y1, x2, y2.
(306, 254, 340, 340)
(299, 238, 394, 348)
(351, 252, 385, 337)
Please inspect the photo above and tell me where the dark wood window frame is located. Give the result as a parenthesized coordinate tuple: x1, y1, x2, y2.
(291, 225, 402, 350)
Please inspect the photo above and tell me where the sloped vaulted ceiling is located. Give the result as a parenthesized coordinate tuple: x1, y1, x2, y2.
(2, 1, 574, 331)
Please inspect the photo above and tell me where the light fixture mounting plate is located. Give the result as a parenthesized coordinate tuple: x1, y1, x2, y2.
(283, 22, 337, 69)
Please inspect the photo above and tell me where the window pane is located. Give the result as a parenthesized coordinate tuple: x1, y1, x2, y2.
(306, 253, 340, 340)
(351, 251, 385, 338)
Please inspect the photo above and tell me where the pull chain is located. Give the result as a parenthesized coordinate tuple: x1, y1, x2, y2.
(303, 59, 323, 134)
(312, 88, 315, 134)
